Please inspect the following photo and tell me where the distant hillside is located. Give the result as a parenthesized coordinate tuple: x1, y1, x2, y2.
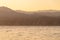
(0, 6, 60, 26)
(0, 6, 27, 25)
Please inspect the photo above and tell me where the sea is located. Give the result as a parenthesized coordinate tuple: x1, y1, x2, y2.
(0, 26, 60, 40)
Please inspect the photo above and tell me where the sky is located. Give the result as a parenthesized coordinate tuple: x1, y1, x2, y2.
(0, 0, 60, 11)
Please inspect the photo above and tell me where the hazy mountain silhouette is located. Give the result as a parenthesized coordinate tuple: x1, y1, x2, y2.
(30, 10, 60, 17)
(15, 10, 60, 26)
(0, 6, 28, 25)
(0, 6, 60, 26)
(16, 10, 60, 17)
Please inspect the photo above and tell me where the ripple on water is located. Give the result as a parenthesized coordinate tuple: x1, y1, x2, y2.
(0, 26, 60, 40)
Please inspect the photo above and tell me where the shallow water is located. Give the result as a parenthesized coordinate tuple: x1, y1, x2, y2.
(0, 26, 60, 40)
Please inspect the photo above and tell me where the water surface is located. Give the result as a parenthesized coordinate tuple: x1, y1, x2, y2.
(0, 26, 60, 40)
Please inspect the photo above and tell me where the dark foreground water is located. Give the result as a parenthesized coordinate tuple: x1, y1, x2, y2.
(0, 26, 60, 40)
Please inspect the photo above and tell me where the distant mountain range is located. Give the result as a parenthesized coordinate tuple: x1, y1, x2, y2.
(0, 6, 60, 26)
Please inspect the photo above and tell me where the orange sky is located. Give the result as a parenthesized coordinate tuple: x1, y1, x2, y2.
(0, 0, 60, 11)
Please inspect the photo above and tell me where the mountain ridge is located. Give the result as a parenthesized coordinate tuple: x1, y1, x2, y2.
(0, 6, 60, 26)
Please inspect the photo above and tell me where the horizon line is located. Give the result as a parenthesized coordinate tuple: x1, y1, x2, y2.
(0, 6, 60, 12)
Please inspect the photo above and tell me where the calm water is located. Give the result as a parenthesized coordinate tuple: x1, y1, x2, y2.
(0, 26, 60, 40)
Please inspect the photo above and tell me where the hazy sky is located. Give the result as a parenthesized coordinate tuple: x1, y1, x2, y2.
(0, 0, 60, 11)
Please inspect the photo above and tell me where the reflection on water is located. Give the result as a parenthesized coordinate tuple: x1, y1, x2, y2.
(0, 26, 60, 40)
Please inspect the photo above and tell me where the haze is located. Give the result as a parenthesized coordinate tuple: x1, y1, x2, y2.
(0, 0, 60, 11)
